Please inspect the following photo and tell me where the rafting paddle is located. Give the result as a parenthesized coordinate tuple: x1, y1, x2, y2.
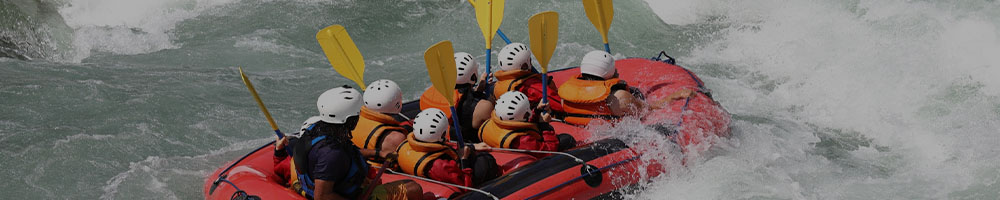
(467, 0, 511, 44)
(582, 0, 613, 53)
(471, 0, 505, 75)
(423, 41, 469, 161)
(239, 67, 285, 139)
(316, 24, 367, 89)
(529, 11, 558, 105)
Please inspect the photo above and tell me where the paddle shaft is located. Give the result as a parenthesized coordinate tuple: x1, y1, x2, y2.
(357, 158, 395, 200)
(604, 43, 610, 53)
(496, 30, 511, 44)
(449, 106, 466, 152)
(240, 68, 285, 139)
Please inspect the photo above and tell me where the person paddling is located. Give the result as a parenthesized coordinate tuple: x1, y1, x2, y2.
(272, 116, 322, 187)
(351, 79, 411, 168)
(419, 52, 494, 143)
(489, 43, 563, 114)
(476, 91, 576, 157)
(558, 50, 696, 125)
(285, 86, 422, 200)
(395, 108, 501, 187)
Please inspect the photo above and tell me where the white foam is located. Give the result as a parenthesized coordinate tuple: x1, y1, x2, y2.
(55, 0, 239, 62)
(640, 0, 1000, 198)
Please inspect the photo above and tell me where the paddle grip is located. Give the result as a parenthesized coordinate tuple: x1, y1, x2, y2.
(485, 48, 492, 75)
(497, 30, 512, 45)
(274, 129, 284, 139)
(541, 73, 549, 104)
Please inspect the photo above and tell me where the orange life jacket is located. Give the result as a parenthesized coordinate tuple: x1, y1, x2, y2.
(394, 134, 459, 177)
(558, 75, 625, 125)
(477, 113, 541, 149)
(350, 107, 408, 166)
(492, 69, 540, 100)
(419, 87, 462, 117)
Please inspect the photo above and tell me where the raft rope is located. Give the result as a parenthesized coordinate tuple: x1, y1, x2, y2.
(208, 141, 275, 197)
(524, 155, 642, 200)
(381, 168, 501, 200)
(485, 147, 585, 163)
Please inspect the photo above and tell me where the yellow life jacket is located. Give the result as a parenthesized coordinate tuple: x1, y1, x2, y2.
(419, 87, 462, 117)
(477, 113, 541, 149)
(350, 107, 408, 166)
(394, 134, 459, 178)
(558, 75, 625, 125)
(492, 69, 539, 100)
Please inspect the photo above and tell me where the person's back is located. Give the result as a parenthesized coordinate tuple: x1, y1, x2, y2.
(489, 43, 563, 113)
(395, 108, 472, 186)
(558, 51, 640, 126)
(419, 52, 494, 143)
(477, 91, 575, 156)
(290, 86, 424, 200)
(351, 79, 410, 168)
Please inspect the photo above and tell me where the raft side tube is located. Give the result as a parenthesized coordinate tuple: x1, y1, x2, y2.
(453, 139, 631, 199)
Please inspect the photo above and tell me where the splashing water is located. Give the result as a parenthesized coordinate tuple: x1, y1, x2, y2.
(1, 0, 998, 199)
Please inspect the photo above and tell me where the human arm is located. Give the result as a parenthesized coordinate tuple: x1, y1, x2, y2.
(608, 89, 645, 116)
(378, 131, 407, 158)
(648, 88, 696, 110)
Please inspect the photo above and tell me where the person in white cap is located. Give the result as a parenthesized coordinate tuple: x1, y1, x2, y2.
(419, 52, 495, 144)
(558, 51, 695, 126)
(489, 43, 564, 115)
(476, 91, 576, 157)
(349, 79, 410, 168)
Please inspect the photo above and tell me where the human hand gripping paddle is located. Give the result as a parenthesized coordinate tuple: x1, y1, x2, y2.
(316, 24, 367, 89)
(423, 41, 470, 166)
(471, 0, 504, 77)
(315, 25, 395, 200)
(239, 67, 285, 139)
(529, 11, 559, 107)
(583, 0, 613, 53)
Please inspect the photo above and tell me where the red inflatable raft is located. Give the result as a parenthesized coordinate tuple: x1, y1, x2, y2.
(204, 53, 730, 200)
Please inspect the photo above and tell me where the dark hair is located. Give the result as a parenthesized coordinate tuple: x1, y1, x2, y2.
(307, 116, 359, 145)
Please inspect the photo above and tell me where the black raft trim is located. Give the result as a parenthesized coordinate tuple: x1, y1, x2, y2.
(453, 139, 629, 199)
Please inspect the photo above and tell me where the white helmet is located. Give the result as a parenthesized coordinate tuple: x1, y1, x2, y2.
(494, 91, 533, 122)
(412, 108, 448, 143)
(454, 52, 480, 85)
(292, 116, 324, 138)
(497, 43, 533, 71)
(580, 50, 616, 79)
(317, 86, 363, 124)
(363, 79, 403, 114)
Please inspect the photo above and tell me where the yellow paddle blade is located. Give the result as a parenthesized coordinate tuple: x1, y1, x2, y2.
(582, 0, 613, 44)
(239, 67, 280, 131)
(316, 25, 366, 89)
(473, 0, 504, 47)
(529, 11, 559, 73)
(423, 41, 458, 106)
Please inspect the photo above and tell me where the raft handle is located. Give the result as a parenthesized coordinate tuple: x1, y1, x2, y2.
(652, 51, 676, 65)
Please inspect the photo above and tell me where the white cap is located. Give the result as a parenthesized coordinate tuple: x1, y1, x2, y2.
(292, 116, 324, 138)
(454, 52, 480, 85)
(412, 108, 449, 143)
(316, 86, 363, 124)
(494, 91, 533, 122)
(580, 50, 616, 79)
(497, 43, 533, 71)
(363, 79, 403, 114)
